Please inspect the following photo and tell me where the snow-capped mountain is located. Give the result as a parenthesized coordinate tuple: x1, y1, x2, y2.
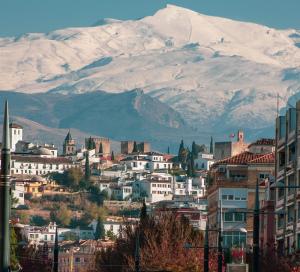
(0, 4, 300, 141)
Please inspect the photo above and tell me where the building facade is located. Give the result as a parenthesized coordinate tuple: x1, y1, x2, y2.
(207, 148, 275, 248)
(275, 106, 300, 255)
(10, 123, 23, 152)
(214, 130, 249, 161)
(121, 141, 150, 154)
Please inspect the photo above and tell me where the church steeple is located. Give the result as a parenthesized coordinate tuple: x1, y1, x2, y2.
(63, 129, 76, 156)
(64, 130, 72, 142)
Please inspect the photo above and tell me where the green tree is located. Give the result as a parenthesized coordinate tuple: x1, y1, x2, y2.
(30, 215, 49, 226)
(50, 204, 72, 226)
(111, 151, 115, 161)
(210, 136, 214, 154)
(63, 231, 78, 241)
(191, 141, 198, 159)
(178, 140, 189, 169)
(84, 151, 91, 184)
(99, 142, 103, 155)
(95, 217, 105, 240)
(167, 146, 170, 154)
(10, 226, 19, 270)
(186, 151, 195, 177)
(140, 200, 148, 224)
(49, 168, 83, 191)
(178, 139, 184, 158)
(106, 230, 117, 241)
(87, 137, 96, 150)
(132, 141, 138, 153)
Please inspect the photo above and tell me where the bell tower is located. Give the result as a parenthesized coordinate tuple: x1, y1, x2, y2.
(63, 130, 76, 155)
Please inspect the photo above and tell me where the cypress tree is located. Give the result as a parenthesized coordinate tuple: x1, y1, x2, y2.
(186, 151, 195, 177)
(99, 142, 103, 155)
(178, 140, 184, 162)
(210, 136, 214, 154)
(132, 141, 138, 153)
(10, 227, 18, 270)
(140, 199, 148, 223)
(192, 141, 198, 159)
(167, 146, 170, 154)
(95, 217, 105, 240)
(87, 137, 93, 150)
(85, 151, 90, 182)
(111, 151, 115, 161)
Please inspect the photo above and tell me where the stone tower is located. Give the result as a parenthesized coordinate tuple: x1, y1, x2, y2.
(63, 130, 76, 155)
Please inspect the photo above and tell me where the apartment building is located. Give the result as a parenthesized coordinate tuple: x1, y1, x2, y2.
(207, 147, 275, 248)
(275, 106, 300, 254)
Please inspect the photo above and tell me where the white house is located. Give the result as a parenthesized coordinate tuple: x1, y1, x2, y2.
(195, 153, 215, 171)
(22, 222, 57, 244)
(10, 123, 23, 152)
(22, 222, 94, 244)
(109, 184, 133, 200)
(133, 178, 173, 203)
(11, 180, 25, 207)
(89, 218, 138, 238)
(10, 155, 74, 176)
(121, 156, 150, 171)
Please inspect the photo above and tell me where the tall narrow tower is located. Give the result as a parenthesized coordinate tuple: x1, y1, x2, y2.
(0, 101, 11, 272)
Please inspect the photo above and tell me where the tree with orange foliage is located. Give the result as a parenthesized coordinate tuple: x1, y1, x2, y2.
(96, 213, 220, 272)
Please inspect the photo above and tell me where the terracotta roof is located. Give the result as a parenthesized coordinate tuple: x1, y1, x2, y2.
(214, 151, 274, 166)
(12, 155, 73, 164)
(248, 138, 275, 147)
(9, 123, 23, 129)
(248, 152, 275, 164)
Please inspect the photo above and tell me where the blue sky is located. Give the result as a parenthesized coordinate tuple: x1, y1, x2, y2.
(1, 0, 299, 37)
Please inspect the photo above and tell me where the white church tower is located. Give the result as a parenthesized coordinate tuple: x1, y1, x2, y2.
(9, 123, 23, 152)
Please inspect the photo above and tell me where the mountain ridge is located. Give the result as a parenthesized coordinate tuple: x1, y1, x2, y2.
(0, 4, 299, 142)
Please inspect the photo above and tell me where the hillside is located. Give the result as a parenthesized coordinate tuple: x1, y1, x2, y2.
(0, 90, 196, 151)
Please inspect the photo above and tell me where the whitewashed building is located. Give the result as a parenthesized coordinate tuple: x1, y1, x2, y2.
(10, 123, 23, 152)
(11, 180, 25, 207)
(195, 153, 215, 171)
(10, 155, 74, 176)
(133, 178, 173, 203)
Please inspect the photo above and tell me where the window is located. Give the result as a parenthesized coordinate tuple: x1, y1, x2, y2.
(224, 212, 234, 222)
(278, 212, 284, 229)
(288, 174, 295, 195)
(222, 195, 227, 200)
(288, 205, 294, 223)
(223, 231, 246, 247)
(19, 193, 23, 197)
(228, 195, 234, 200)
(259, 173, 269, 180)
(235, 212, 245, 222)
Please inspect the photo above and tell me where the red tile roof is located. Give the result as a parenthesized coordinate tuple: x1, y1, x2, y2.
(248, 138, 275, 147)
(248, 152, 275, 164)
(214, 151, 274, 166)
(12, 155, 73, 164)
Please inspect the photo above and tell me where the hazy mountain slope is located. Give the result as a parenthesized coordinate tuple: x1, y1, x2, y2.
(0, 90, 196, 150)
(0, 116, 120, 153)
(0, 4, 299, 140)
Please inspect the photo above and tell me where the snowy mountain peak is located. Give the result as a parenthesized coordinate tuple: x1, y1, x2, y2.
(0, 5, 299, 141)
